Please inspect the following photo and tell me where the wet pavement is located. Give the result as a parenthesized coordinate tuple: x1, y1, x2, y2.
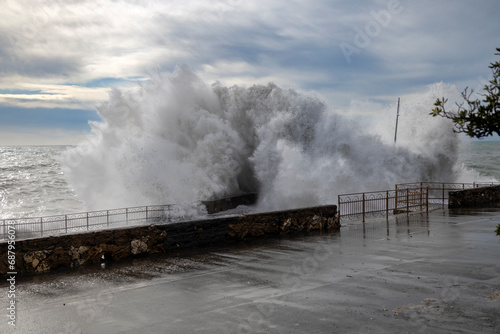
(2, 205, 500, 333)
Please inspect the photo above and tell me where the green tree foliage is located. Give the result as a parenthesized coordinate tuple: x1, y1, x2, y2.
(430, 48, 500, 138)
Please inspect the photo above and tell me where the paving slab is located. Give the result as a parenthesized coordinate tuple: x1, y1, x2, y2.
(1, 206, 500, 333)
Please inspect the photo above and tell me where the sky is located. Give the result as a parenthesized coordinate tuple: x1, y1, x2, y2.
(1, 0, 499, 145)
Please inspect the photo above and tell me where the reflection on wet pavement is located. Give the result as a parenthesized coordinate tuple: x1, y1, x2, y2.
(2, 206, 500, 333)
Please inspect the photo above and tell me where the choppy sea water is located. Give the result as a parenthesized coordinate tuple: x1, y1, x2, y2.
(0, 141, 499, 219)
(0, 146, 84, 219)
(460, 141, 500, 179)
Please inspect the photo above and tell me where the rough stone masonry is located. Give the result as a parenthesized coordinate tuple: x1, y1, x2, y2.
(0, 205, 338, 276)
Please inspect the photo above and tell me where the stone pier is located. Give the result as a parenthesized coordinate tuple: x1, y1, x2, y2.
(0, 205, 338, 276)
(448, 185, 500, 208)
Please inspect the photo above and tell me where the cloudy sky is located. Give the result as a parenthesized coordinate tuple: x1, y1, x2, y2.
(1, 0, 499, 145)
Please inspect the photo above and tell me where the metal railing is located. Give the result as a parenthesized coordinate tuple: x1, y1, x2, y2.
(339, 181, 500, 223)
(396, 182, 500, 208)
(338, 187, 428, 222)
(3, 181, 498, 240)
(0, 203, 201, 242)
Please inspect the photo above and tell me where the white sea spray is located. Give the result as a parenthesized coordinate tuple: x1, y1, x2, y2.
(59, 65, 491, 215)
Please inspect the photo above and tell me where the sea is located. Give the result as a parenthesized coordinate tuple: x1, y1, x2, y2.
(0, 141, 498, 220)
(1, 68, 499, 220)
(0, 145, 84, 219)
(460, 141, 500, 179)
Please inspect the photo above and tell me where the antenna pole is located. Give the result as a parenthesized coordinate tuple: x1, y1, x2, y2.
(394, 97, 400, 144)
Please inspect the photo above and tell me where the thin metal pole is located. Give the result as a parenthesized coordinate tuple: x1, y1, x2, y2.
(442, 183, 445, 209)
(338, 195, 341, 220)
(426, 187, 429, 212)
(386, 191, 389, 219)
(419, 186, 423, 212)
(40, 217, 43, 237)
(406, 190, 409, 216)
(107, 210, 109, 227)
(87, 212, 89, 230)
(395, 186, 398, 212)
(65, 215, 68, 233)
(362, 193, 366, 223)
(394, 97, 400, 143)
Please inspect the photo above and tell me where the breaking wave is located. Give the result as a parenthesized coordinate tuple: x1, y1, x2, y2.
(61, 65, 481, 213)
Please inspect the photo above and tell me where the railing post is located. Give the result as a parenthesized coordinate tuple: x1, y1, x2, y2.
(386, 191, 389, 219)
(395, 185, 398, 213)
(442, 183, 445, 209)
(40, 217, 43, 237)
(87, 212, 89, 231)
(362, 193, 366, 223)
(425, 187, 429, 212)
(338, 195, 341, 220)
(406, 189, 409, 216)
(126, 208, 129, 225)
(107, 210, 109, 227)
(65, 215, 68, 233)
(419, 186, 423, 212)
(146, 206, 149, 220)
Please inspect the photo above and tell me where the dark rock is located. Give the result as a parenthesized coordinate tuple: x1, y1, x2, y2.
(449, 185, 500, 208)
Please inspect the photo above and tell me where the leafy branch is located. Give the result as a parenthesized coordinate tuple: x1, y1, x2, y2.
(430, 48, 500, 138)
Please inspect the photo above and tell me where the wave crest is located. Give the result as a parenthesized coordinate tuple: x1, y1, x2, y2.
(61, 66, 474, 212)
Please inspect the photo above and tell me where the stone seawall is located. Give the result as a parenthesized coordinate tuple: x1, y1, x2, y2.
(202, 193, 258, 214)
(0, 205, 337, 276)
(448, 185, 500, 208)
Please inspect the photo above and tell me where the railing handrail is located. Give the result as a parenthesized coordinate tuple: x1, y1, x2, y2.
(338, 187, 427, 198)
(338, 186, 428, 222)
(0, 202, 195, 222)
(0, 200, 209, 242)
(338, 180, 499, 223)
(397, 181, 500, 187)
(338, 189, 400, 198)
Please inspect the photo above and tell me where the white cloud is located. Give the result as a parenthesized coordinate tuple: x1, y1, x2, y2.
(199, 60, 333, 90)
(1, 0, 499, 144)
(0, 82, 110, 109)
